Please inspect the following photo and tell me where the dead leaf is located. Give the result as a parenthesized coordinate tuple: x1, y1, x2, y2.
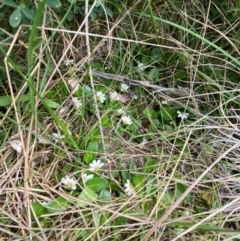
(68, 78, 80, 94)
(109, 91, 130, 103)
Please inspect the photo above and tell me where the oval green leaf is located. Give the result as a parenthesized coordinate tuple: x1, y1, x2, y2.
(46, 0, 62, 8)
(9, 8, 21, 28)
(133, 175, 143, 192)
(143, 158, 156, 173)
(31, 202, 48, 217)
(44, 99, 60, 109)
(86, 177, 109, 192)
(99, 189, 112, 202)
(21, 8, 34, 20)
(1, 0, 18, 8)
(46, 196, 71, 213)
(77, 186, 98, 208)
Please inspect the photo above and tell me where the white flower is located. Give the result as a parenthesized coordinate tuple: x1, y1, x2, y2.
(137, 61, 144, 71)
(52, 133, 65, 143)
(72, 97, 82, 109)
(131, 94, 138, 100)
(89, 159, 104, 172)
(120, 83, 129, 92)
(124, 179, 135, 196)
(61, 176, 77, 190)
(121, 115, 132, 125)
(82, 173, 94, 183)
(9, 140, 22, 153)
(117, 109, 125, 115)
(64, 59, 74, 66)
(42, 201, 51, 206)
(162, 100, 168, 104)
(96, 91, 106, 103)
(177, 111, 189, 120)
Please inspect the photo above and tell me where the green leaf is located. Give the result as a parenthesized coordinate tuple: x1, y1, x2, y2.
(31, 202, 48, 217)
(129, 162, 137, 171)
(104, 6, 113, 17)
(83, 152, 94, 164)
(84, 142, 98, 164)
(142, 158, 156, 173)
(145, 176, 157, 195)
(120, 165, 130, 181)
(87, 141, 98, 152)
(46, 0, 62, 8)
(0, 95, 31, 106)
(149, 67, 159, 80)
(28, 0, 46, 67)
(133, 175, 143, 192)
(0, 0, 18, 8)
(151, 48, 162, 61)
(9, 8, 21, 28)
(109, 181, 122, 193)
(77, 186, 98, 207)
(32, 37, 44, 52)
(86, 177, 109, 192)
(101, 116, 111, 127)
(99, 189, 112, 202)
(21, 8, 34, 20)
(46, 196, 72, 213)
(161, 190, 173, 206)
(44, 99, 60, 109)
(160, 106, 176, 121)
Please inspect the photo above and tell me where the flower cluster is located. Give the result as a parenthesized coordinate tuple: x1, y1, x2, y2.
(61, 161, 138, 198)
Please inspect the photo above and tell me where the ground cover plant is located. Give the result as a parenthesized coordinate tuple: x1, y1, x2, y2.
(0, 0, 240, 240)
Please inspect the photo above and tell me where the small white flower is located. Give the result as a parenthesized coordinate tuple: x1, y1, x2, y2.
(96, 91, 106, 103)
(137, 61, 144, 71)
(124, 179, 135, 196)
(82, 173, 94, 183)
(52, 133, 65, 143)
(184, 210, 191, 216)
(177, 111, 189, 120)
(121, 115, 132, 125)
(117, 109, 125, 115)
(61, 176, 77, 190)
(89, 159, 104, 172)
(42, 201, 51, 206)
(162, 100, 168, 104)
(131, 94, 138, 100)
(64, 59, 74, 66)
(9, 140, 22, 153)
(120, 83, 129, 92)
(72, 97, 82, 109)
